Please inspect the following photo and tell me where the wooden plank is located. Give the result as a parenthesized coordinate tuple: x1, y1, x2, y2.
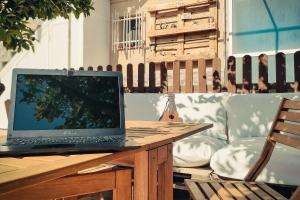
(185, 181, 206, 200)
(149, 149, 158, 200)
(149, 62, 156, 92)
(276, 53, 286, 93)
(199, 182, 219, 200)
(173, 61, 180, 93)
(274, 122, 300, 135)
(212, 57, 221, 93)
(147, 0, 215, 12)
(97, 65, 103, 71)
(185, 60, 193, 93)
(134, 150, 149, 200)
(148, 24, 217, 38)
(278, 111, 300, 123)
(0, 154, 115, 195)
(113, 169, 132, 200)
(0, 158, 46, 168)
(256, 183, 287, 200)
(157, 145, 168, 164)
(138, 63, 145, 93)
(244, 183, 273, 200)
(210, 183, 234, 200)
(221, 183, 245, 200)
(242, 55, 252, 94)
(198, 59, 206, 92)
(227, 56, 236, 93)
(127, 64, 133, 92)
(271, 132, 300, 150)
(294, 52, 300, 92)
(160, 62, 168, 93)
(291, 186, 300, 200)
(163, 143, 173, 200)
(147, 52, 215, 63)
(233, 183, 260, 200)
(106, 65, 113, 71)
(282, 100, 300, 110)
(0, 164, 18, 174)
(0, 171, 116, 200)
(258, 54, 269, 93)
(116, 64, 122, 72)
(159, 144, 173, 200)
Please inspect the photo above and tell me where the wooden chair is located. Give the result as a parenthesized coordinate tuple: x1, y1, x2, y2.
(185, 98, 300, 200)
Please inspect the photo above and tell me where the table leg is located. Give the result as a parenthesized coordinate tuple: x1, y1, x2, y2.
(134, 143, 173, 200)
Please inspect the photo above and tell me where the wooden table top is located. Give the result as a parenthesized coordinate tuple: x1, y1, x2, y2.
(0, 121, 212, 194)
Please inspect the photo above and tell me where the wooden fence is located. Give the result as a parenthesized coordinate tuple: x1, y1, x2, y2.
(81, 51, 300, 93)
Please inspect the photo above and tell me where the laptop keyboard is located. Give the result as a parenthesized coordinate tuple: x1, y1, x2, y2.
(9, 136, 124, 146)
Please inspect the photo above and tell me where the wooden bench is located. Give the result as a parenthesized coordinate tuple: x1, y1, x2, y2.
(185, 98, 300, 200)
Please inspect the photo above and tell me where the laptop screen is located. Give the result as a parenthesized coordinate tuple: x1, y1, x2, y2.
(13, 74, 121, 131)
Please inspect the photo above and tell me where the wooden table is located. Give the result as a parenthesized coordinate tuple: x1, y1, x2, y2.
(0, 121, 212, 200)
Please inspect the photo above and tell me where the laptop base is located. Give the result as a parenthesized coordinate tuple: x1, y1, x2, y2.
(0, 139, 140, 157)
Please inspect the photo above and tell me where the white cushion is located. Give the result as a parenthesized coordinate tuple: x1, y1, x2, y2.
(210, 137, 300, 186)
(226, 93, 300, 141)
(173, 135, 226, 167)
(175, 93, 229, 140)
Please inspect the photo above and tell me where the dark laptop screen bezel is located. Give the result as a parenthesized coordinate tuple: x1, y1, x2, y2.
(8, 68, 125, 139)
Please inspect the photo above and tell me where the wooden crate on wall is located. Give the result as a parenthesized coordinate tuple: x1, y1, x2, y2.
(146, 0, 218, 63)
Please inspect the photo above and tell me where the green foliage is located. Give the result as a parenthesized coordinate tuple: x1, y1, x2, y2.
(0, 0, 94, 52)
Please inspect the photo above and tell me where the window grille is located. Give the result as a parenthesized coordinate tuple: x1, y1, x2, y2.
(112, 11, 144, 52)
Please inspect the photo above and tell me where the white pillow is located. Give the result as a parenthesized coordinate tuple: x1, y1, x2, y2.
(226, 93, 300, 141)
(173, 135, 226, 167)
(175, 93, 229, 140)
(210, 137, 300, 186)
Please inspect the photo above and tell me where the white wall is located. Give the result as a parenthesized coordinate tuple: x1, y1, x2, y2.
(0, 17, 85, 129)
(83, 0, 110, 68)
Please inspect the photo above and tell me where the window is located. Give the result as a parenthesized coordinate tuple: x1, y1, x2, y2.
(112, 12, 144, 51)
(229, 0, 300, 55)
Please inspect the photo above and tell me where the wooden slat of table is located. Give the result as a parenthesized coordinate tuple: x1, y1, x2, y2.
(126, 121, 212, 149)
(0, 121, 212, 198)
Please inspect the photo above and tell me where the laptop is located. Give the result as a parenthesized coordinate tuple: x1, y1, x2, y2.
(0, 68, 139, 157)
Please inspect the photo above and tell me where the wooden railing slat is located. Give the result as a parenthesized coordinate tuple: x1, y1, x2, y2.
(242, 55, 252, 94)
(227, 57, 236, 93)
(212, 57, 221, 93)
(198, 59, 206, 93)
(185, 60, 193, 93)
(138, 63, 145, 92)
(173, 61, 180, 93)
(276, 53, 286, 93)
(149, 62, 156, 92)
(160, 62, 168, 93)
(127, 64, 133, 92)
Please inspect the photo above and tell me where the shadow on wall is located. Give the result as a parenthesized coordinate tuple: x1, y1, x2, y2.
(124, 93, 167, 121)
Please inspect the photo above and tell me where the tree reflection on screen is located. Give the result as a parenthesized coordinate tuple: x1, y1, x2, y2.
(16, 74, 120, 129)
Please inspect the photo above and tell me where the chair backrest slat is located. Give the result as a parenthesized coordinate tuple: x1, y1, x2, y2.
(282, 100, 300, 110)
(274, 122, 300, 136)
(245, 98, 300, 182)
(278, 111, 300, 123)
(271, 132, 300, 150)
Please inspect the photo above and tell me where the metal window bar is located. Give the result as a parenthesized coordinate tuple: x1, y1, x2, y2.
(112, 11, 144, 51)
